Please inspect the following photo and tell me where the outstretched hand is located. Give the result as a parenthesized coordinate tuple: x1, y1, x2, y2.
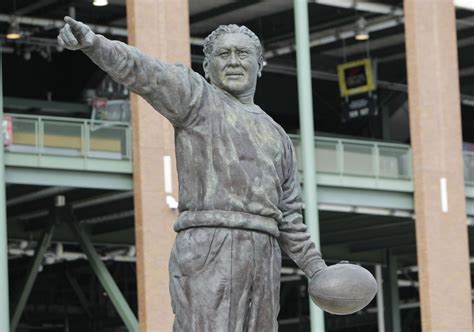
(57, 16, 96, 51)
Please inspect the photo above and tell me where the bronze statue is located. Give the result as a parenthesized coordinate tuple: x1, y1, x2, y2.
(58, 17, 376, 332)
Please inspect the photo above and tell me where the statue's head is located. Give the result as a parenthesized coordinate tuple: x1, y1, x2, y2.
(203, 24, 264, 98)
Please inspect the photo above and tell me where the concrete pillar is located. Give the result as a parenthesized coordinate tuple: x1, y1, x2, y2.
(472, 301, 474, 329)
(404, 1, 472, 331)
(125, 1, 190, 331)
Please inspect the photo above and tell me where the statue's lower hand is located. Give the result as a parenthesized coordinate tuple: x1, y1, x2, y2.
(308, 262, 377, 315)
(57, 16, 96, 51)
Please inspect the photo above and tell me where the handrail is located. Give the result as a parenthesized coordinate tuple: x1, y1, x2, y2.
(8, 113, 129, 127)
(290, 134, 474, 185)
(464, 151, 474, 184)
(6, 113, 131, 161)
(288, 133, 411, 149)
(289, 134, 413, 181)
(4, 114, 474, 185)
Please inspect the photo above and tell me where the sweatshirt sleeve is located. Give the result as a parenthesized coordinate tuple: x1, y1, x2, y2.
(82, 35, 205, 128)
(277, 137, 327, 278)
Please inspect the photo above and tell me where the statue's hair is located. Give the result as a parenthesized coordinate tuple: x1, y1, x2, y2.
(203, 24, 264, 66)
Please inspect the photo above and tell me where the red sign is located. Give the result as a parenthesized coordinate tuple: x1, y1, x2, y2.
(3, 114, 12, 146)
(92, 97, 108, 109)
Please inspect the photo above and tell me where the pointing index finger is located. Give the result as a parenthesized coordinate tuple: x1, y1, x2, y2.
(64, 16, 87, 34)
(64, 16, 77, 27)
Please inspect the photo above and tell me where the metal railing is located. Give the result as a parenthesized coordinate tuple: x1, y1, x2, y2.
(5, 113, 132, 161)
(291, 135, 474, 185)
(465, 151, 474, 184)
(290, 135, 413, 181)
(4, 113, 474, 186)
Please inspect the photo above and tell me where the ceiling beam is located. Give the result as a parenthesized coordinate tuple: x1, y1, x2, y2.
(0, 14, 205, 46)
(7, 187, 73, 207)
(190, 0, 258, 24)
(350, 234, 416, 252)
(315, 0, 474, 13)
(313, 0, 403, 15)
(4, 97, 89, 114)
(323, 219, 412, 239)
(8, 191, 133, 224)
(323, 223, 414, 246)
(264, 15, 404, 59)
(15, 0, 58, 16)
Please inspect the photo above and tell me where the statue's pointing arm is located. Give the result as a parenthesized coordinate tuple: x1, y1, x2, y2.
(277, 139, 327, 278)
(58, 16, 204, 127)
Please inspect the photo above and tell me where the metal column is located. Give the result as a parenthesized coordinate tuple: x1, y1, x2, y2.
(293, 1, 325, 331)
(383, 252, 401, 332)
(70, 223, 139, 332)
(10, 224, 55, 331)
(0, 48, 10, 332)
(375, 264, 385, 332)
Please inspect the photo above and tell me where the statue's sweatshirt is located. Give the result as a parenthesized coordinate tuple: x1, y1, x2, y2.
(83, 35, 326, 278)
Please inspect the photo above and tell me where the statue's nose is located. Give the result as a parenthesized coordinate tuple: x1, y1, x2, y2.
(228, 52, 239, 65)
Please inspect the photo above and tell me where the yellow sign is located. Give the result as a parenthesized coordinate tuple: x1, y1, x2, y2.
(337, 58, 375, 97)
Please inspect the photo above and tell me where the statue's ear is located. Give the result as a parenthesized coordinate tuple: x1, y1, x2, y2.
(203, 58, 210, 80)
(257, 59, 263, 78)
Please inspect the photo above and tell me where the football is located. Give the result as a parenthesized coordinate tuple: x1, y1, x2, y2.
(308, 262, 377, 315)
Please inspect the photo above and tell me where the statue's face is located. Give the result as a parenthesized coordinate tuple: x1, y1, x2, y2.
(205, 33, 262, 97)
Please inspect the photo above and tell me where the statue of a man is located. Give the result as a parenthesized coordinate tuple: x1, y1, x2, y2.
(58, 17, 327, 331)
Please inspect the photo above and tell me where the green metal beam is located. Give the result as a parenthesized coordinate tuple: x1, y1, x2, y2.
(5, 153, 132, 174)
(5, 166, 133, 190)
(10, 224, 55, 332)
(314, 172, 414, 191)
(4, 97, 89, 114)
(383, 251, 401, 332)
(7, 223, 135, 246)
(69, 222, 138, 332)
(318, 186, 414, 211)
(323, 218, 412, 236)
(0, 45, 10, 332)
(321, 215, 410, 233)
(293, 1, 325, 331)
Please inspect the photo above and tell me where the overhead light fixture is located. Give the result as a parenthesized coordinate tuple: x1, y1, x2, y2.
(355, 17, 369, 41)
(93, 0, 108, 6)
(6, 18, 21, 40)
(454, 0, 474, 11)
